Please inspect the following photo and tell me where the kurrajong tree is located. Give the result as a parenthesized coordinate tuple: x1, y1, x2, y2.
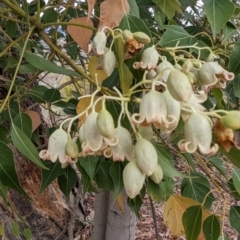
(1, 0, 240, 239)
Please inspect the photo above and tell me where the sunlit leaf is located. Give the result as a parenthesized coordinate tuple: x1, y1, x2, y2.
(229, 205, 240, 234)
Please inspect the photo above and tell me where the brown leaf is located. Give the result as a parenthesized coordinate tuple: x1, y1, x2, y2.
(67, 17, 93, 53)
(163, 195, 211, 238)
(117, 192, 124, 214)
(25, 110, 41, 132)
(99, 0, 130, 31)
(214, 119, 238, 152)
(87, 0, 96, 20)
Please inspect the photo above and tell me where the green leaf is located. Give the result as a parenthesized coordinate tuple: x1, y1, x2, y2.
(57, 166, 77, 199)
(16, 46, 81, 77)
(25, 85, 48, 103)
(159, 25, 198, 47)
(0, 180, 9, 205)
(229, 41, 240, 75)
(220, 147, 240, 169)
(181, 172, 215, 209)
(229, 205, 240, 234)
(11, 222, 20, 237)
(79, 155, 100, 180)
(182, 205, 202, 240)
(44, 89, 61, 103)
(11, 124, 47, 169)
(203, 214, 220, 240)
(19, 63, 39, 74)
(13, 113, 32, 138)
(207, 157, 226, 177)
(42, 8, 58, 23)
(40, 161, 64, 193)
(154, 11, 166, 29)
(218, 235, 230, 240)
(179, 0, 197, 8)
(127, 195, 143, 218)
(0, 125, 9, 143)
(228, 178, 240, 199)
(232, 169, 240, 195)
(0, 141, 28, 197)
(211, 88, 225, 109)
(222, 22, 237, 44)
(202, 0, 235, 38)
(110, 162, 124, 199)
(153, 0, 182, 19)
(95, 161, 114, 190)
(2, 101, 20, 121)
(23, 229, 32, 240)
(233, 74, 240, 98)
(128, 0, 140, 17)
(6, 20, 17, 38)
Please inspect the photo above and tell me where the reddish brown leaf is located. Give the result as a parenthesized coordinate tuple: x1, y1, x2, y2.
(87, 0, 96, 20)
(214, 119, 238, 152)
(25, 110, 41, 132)
(67, 17, 93, 53)
(99, 0, 130, 31)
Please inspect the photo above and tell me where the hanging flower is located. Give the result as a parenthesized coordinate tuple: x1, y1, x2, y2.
(92, 31, 107, 56)
(178, 112, 218, 155)
(199, 62, 234, 91)
(132, 90, 175, 129)
(39, 129, 71, 164)
(109, 126, 134, 161)
(156, 61, 173, 82)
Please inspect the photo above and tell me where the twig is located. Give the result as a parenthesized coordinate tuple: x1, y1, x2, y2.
(149, 195, 160, 240)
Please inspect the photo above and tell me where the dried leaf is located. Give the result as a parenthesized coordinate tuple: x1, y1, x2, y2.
(67, 17, 93, 53)
(99, 0, 130, 31)
(214, 119, 238, 152)
(88, 56, 108, 85)
(163, 195, 211, 238)
(25, 110, 41, 132)
(117, 192, 124, 214)
(76, 96, 102, 125)
(87, 0, 96, 20)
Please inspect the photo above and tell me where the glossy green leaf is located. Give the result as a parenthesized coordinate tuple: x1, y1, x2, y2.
(203, 215, 220, 240)
(44, 89, 61, 103)
(202, 0, 235, 38)
(0, 141, 28, 197)
(2, 101, 20, 121)
(57, 166, 77, 199)
(228, 178, 240, 199)
(229, 205, 240, 234)
(127, 195, 143, 219)
(25, 85, 48, 103)
(23, 229, 32, 240)
(110, 162, 124, 199)
(207, 157, 226, 177)
(11, 222, 20, 237)
(42, 8, 58, 23)
(181, 172, 215, 209)
(182, 205, 202, 240)
(229, 41, 240, 75)
(232, 169, 240, 195)
(128, 0, 140, 17)
(40, 161, 64, 193)
(159, 25, 197, 47)
(16, 46, 81, 77)
(79, 155, 100, 180)
(11, 124, 47, 169)
(95, 161, 114, 190)
(233, 74, 240, 98)
(13, 113, 32, 138)
(153, 0, 182, 19)
(0, 125, 9, 143)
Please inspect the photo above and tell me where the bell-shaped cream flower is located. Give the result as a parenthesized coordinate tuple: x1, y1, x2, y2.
(81, 112, 118, 157)
(132, 90, 174, 129)
(199, 62, 234, 91)
(92, 31, 107, 56)
(109, 126, 134, 161)
(133, 46, 159, 70)
(178, 112, 218, 155)
(156, 61, 173, 82)
(39, 129, 71, 164)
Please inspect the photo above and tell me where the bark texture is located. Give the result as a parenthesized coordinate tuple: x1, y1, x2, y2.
(93, 190, 136, 240)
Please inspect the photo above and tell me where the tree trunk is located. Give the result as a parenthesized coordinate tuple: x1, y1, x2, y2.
(93, 190, 136, 240)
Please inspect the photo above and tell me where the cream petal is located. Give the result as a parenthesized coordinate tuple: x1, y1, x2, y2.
(198, 143, 219, 155)
(39, 150, 48, 159)
(178, 140, 197, 153)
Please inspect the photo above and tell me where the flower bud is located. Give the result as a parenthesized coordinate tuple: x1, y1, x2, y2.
(182, 60, 193, 74)
(102, 50, 116, 76)
(122, 29, 133, 42)
(96, 108, 115, 138)
(123, 161, 145, 199)
(65, 140, 79, 158)
(135, 137, 158, 176)
(92, 31, 107, 56)
(150, 165, 163, 184)
(167, 68, 193, 102)
(220, 111, 240, 130)
(138, 126, 153, 141)
(132, 32, 151, 44)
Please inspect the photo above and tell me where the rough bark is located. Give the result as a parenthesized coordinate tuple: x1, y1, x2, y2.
(93, 190, 136, 240)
